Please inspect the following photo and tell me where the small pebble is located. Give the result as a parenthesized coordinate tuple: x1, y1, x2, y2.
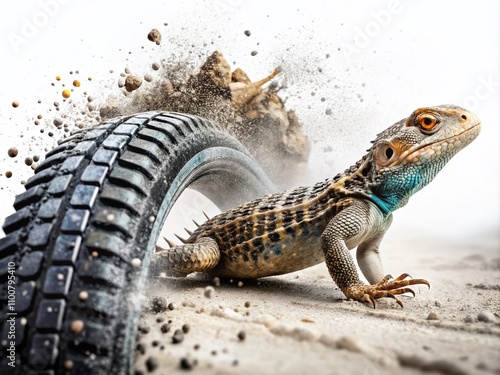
(237, 281, 244, 287)
(156, 317, 165, 323)
(464, 314, 475, 323)
(434, 300, 442, 307)
(125, 75, 142, 92)
(73, 80, 81, 87)
(244, 30, 251, 36)
(244, 301, 251, 308)
(182, 324, 190, 334)
(152, 62, 160, 71)
(136, 342, 146, 355)
(151, 296, 168, 313)
(237, 330, 246, 341)
(160, 323, 171, 333)
(427, 311, 439, 320)
(78, 290, 89, 301)
(138, 324, 150, 334)
(180, 357, 196, 370)
(172, 329, 184, 344)
(250, 50, 258, 56)
(144, 74, 153, 83)
(151, 340, 159, 347)
(131, 258, 141, 269)
(12, 100, 19, 108)
(33, 155, 40, 162)
(5, 171, 12, 178)
(477, 310, 497, 323)
(145, 357, 159, 372)
(325, 108, 332, 115)
(64, 359, 74, 369)
(7, 147, 18, 158)
(147, 28, 162, 44)
(204, 286, 215, 298)
(62, 89, 71, 99)
(168, 302, 176, 310)
(213, 277, 221, 287)
(70, 320, 84, 334)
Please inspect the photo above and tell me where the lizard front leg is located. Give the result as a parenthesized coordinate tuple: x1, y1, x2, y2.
(321, 200, 429, 308)
(149, 237, 220, 277)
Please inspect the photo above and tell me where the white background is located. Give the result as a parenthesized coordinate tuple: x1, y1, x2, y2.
(0, 0, 498, 248)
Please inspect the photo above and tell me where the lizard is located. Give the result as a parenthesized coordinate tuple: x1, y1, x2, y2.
(149, 105, 481, 308)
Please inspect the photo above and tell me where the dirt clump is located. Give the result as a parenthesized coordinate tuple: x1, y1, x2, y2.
(100, 51, 310, 184)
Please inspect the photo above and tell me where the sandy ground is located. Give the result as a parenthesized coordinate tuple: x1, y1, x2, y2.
(135, 230, 500, 375)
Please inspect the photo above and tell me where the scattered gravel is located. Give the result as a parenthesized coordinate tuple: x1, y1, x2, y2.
(427, 311, 439, 320)
(477, 310, 497, 323)
(182, 324, 190, 333)
(180, 356, 196, 370)
(151, 296, 168, 313)
(237, 330, 246, 341)
(172, 329, 184, 344)
(160, 323, 171, 333)
(145, 356, 159, 372)
(204, 286, 215, 298)
(125, 75, 142, 92)
(7, 147, 18, 158)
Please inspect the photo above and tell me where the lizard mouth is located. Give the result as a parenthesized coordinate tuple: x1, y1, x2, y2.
(398, 121, 481, 165)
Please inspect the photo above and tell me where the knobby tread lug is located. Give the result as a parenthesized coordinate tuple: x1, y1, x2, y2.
(26, 223, 53, 248)
(35, 299, 66, 331)
(108, 166, 149, 196)
(92, 148, 119, 168)
(92, 206, 134, 237)
(80, 164, 109, 186)
(13, 185, 45, 210)
(45, 142, 76, 158)
(65, 319, 112, 355)
(68, 289, 118, 318)
(99, 186, 142, 216)
(113, 124, 140, 137)
(154, 114, 192, 136)
(18, 251, 44, 279)
(25, 167, 57, 189)
(60, 155, 86, 174)
(73, 140, 98, 156)
(61, 209, 90, 234)
(119, 150, 156, 180)
(85, 230, 128, 261)
(70, 185, 99, 209)
(3, 207, 31, 234)
(137, 128, 173, 152)
(144, 120, 180, 144)
(36, 152, 67, 173)
(0, 231, 19, 258)
(29, 333, 60, 367)
(102, 134, 130, 151)
(38, 198, 63, 220)
(47, 174, 73, 196)
(78, 260, 125, 288)
(43, 266, 73, 297)
(15, 281, 37, 313)
(127, 137, 163, 164)
(52, 234, 82, 265)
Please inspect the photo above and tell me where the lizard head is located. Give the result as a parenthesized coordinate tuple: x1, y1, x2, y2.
(365, 105, 481, 215)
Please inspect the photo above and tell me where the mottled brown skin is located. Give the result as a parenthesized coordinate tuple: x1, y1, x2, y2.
(151, 105, 481, 307)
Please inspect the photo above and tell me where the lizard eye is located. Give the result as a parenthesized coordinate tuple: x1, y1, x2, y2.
(416, 114, 440, 132)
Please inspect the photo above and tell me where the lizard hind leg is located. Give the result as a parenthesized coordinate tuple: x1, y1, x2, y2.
(149, 237, 220, 277)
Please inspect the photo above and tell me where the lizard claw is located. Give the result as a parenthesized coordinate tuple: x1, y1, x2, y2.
(345, 273, 430, 308)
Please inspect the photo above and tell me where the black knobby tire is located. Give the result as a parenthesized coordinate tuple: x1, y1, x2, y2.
(0, 112, 273, 374)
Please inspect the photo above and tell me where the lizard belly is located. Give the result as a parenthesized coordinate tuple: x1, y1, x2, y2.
(210, 235, 325, 279)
